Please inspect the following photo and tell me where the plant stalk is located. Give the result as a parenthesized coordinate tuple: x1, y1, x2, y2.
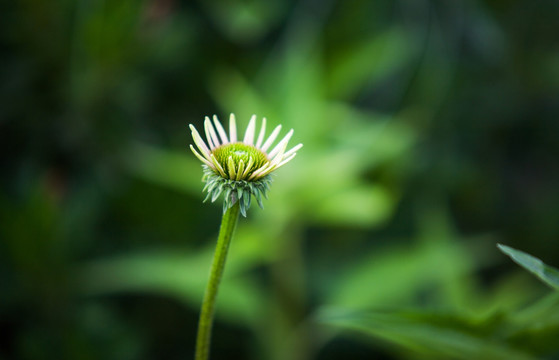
(195, 202, 241, 360)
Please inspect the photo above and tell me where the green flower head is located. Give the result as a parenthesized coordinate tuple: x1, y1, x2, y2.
(189, 114, 302, 216)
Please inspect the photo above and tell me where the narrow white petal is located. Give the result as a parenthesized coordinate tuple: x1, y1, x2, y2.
(243, 115, 256, 145)
(206, 116, 221, 147)
(210, 154, 227, 177)
(282, 143, 303, 160)
(190, 145, 214, 168)
(229, 114, 237, 143)
(212, 115, 229, 144)
(247, 168, 264, 181)
(190, 124, 211, 157)
(269, 141, 287, 167)
(241, 156, 254, 178)
(255, 117, 267, 148)
(268, 129, 293, 159)
(261, 125, 282, 152)
(248, 162, 273, 180)
(276, 152, 297, 168)
(227, 156, 236, 179)
(203, 121, 215, 149)
(253, 166, 275, 179)
(204, 117, 218, 149)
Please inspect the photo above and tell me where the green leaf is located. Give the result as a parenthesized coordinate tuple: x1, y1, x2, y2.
(317, 308, 536, 360)
(327, 29, 411, 99)
(325, 240, 476, 309)
(125, 143, 203, 195)
(79, 251, 265, 326)
(311, 184, 394, 228)
(497, 244, 559, 291)
(504, 293, 559, 356)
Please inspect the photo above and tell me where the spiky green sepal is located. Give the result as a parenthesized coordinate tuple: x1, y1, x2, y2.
(201, 165, 272, 217)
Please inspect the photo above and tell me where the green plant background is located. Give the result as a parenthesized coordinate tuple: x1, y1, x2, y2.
(2, 1, 559, 359)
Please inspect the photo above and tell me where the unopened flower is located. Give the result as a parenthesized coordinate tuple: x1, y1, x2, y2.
(189, 114, 302, 216)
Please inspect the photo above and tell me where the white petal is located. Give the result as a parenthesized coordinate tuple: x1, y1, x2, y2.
(248, 162, 273, 180)
(241, 156, 254, 178)
(255, 117, 267, 148)
(243, 115, 256, 145)
(210, 154, 227, 177)
(190, 145, 214, 168)
(209, 124, 220, 146)
(261, 125, 282, 152)
(204, 117, 220, 149)
(229, 114, 237, 143)
(282, 143, 303, 160)
(212, 115, 229, 144)
(268, 129, 293, 159)
(190, 124, 211, 158)
(276, 152, 297, 168)
(269, 142, 287, 167)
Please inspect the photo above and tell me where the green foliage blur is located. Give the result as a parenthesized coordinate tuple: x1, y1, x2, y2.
(2, 0, 559, 359)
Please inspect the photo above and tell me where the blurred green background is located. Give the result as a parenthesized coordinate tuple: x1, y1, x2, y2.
(2, 0, 559, 359)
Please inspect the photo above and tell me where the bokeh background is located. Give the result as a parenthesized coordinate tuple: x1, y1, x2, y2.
(2, 0, 559, 359)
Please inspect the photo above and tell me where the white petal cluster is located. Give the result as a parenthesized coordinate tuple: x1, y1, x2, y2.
(189, 114, 303, 181)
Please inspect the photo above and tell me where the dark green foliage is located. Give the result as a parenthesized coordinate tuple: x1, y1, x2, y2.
(2, 0, 559, 359)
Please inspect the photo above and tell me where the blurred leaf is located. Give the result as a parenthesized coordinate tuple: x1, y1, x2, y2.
(328, 29, 411, 99)
(311, 184, 394, 227)
(514, 292, 559, 324)
(205, 20, 420, 232)
(507, 293, 559, 354)
(209, 68, 271, 123)
(125, 143, 203, 196)
(497, 244, 559, 291)
(200, 0, 288, 43)
(317, 308, 536, 360)
(325, 240, 476, 309)
(80, 251, 264, 326)
(206, 24, 419, 233)
(508, 324, 559, 358)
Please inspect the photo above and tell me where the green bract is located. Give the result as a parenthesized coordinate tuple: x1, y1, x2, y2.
(189, 114, 302, 216)
(202, 166, 272, 216)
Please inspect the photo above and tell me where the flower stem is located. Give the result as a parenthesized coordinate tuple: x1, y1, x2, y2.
(195, 202, 241, 360)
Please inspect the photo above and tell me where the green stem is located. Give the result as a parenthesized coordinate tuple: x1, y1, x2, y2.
(195, 202, 241, 360)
